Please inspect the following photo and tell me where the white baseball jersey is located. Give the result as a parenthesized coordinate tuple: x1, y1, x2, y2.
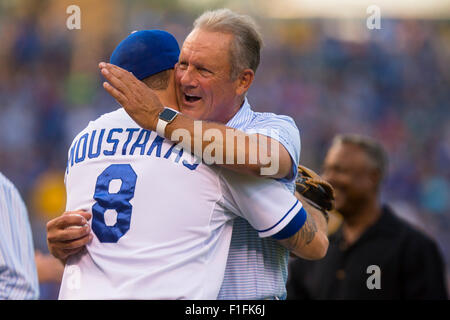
(58, 108, 305, 300)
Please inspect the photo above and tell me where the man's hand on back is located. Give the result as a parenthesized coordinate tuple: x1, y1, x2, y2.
(46, 210, 93, 264)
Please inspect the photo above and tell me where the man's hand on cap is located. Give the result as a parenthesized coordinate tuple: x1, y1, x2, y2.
(99, 62, 164, 130)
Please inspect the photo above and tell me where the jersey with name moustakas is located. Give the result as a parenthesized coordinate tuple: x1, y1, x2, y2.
(58, 108, 305, 300)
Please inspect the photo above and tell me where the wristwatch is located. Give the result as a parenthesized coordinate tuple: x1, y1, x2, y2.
(156, 107, 179, 137)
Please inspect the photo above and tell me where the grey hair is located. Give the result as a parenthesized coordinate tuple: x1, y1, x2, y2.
(332, 134, 389, 182)
(193, 8, 263, 79)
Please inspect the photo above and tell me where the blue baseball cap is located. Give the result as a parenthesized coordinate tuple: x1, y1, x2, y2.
(109, 30, 180, 80)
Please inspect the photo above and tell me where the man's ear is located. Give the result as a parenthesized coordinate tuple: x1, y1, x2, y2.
(235, 69, 254, 96)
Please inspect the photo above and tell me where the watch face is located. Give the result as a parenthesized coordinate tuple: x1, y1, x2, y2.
(159, 108, 178, 122)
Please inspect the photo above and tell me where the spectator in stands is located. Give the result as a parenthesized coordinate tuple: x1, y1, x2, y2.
(287, 134, 448, 299)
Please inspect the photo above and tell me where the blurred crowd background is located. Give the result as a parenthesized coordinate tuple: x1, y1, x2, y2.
(0, 0, 448, 298)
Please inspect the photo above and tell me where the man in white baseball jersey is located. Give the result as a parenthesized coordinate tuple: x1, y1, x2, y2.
(52, 29, 328, 299)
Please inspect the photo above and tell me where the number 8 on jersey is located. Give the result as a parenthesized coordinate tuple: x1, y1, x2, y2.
(92, 164, 137, 243)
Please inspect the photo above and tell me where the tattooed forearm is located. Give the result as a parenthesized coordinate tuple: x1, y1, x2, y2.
(284, 213, 318, 251)
(278, 193, 329, 259)
(300, 213, 317, 245)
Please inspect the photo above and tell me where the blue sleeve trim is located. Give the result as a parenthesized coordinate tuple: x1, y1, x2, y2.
(256, 200, 299, 233)
(271, 206, 307, 240)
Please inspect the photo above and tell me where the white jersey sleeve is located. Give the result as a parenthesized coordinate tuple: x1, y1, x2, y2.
(218, 168, 306, 239)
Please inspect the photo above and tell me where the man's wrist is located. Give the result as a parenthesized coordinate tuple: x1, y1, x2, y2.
(149, 105, 165, 131)
(155, 107, 179, 137)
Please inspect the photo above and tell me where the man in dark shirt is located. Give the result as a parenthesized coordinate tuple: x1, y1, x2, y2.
(287, 134, 448, 300)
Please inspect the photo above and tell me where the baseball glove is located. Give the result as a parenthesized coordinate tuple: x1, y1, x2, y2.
(295, 165, 335, 213)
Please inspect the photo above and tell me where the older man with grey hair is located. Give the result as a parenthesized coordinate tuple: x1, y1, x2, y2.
(103, 8, 310, 300)
(48, 9, 328, 299)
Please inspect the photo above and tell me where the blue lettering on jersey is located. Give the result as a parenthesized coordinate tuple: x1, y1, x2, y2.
(182, 160, 200, 171)
(104, 128, 123, 156)
(164, 143, 183, 163)
(88, 129, 105, 159)
(75, 133, 88, 163)
(130, 129, 151, 155)
(122, 128, 140, 155)
(147, 135, 163, 157)
(69, 144, 76, 167)
(67, 128, 199, 173)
